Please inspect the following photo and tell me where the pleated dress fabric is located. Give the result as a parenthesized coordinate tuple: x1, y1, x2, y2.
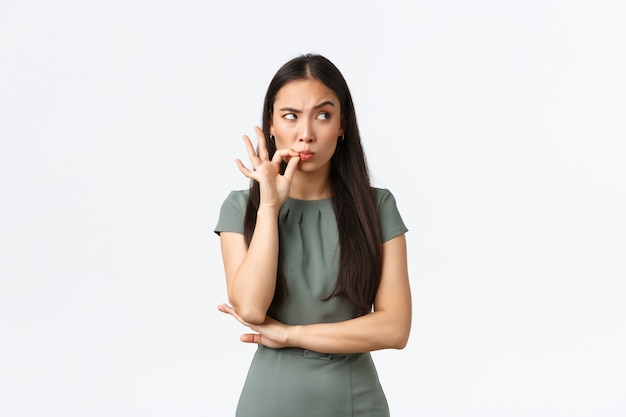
(215, 188, 408, 417)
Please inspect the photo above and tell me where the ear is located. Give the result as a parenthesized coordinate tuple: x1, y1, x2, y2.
(340, 115, 346, 135)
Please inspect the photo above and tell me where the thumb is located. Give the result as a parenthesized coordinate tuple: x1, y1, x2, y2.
(240, 333, 262, 344)
(282, 155, 300, 181)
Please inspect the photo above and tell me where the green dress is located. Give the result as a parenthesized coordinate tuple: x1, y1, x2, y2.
(215, 188, 408, 417)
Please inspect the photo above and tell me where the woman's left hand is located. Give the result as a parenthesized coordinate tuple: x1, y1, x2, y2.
(217, 303, 292, 349)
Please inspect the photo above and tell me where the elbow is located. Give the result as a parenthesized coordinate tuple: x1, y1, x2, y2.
(372, 310, 411, 350)
(234, 305, 267, 325)
(386, 323, 411, 350)
(227, 292, 269, 325)
(394, 335, 410, 350)
(389, 332, 410, 350)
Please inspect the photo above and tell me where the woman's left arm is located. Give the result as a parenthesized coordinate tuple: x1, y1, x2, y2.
(218, 233, 412, 354)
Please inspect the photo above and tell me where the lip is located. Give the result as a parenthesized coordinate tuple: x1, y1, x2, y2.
(298, 151, 314, 161)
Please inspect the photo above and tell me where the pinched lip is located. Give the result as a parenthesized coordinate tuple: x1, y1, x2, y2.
(299, 151, 314, 161)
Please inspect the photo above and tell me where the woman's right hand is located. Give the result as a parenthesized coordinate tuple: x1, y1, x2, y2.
(235, 126, 300, 209)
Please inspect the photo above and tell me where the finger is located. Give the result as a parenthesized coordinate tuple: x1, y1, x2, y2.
(235, 159, 256, 180)
(254, 126, 269, 160)
(242, 135, 259, 165)
(271, 149, 298, 165)
(217, 303, 240, 319)
(282, 154, 301, 181)
(217, 303, 234, 314)
(219, 304, 250, 328)
(240, 333, 262, 344)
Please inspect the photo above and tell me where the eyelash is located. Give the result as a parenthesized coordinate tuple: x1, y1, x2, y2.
(283, 112, 330, 120)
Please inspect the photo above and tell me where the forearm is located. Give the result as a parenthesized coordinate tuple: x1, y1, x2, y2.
(228, 207, 279, 323)
(288, 308, 411, 354)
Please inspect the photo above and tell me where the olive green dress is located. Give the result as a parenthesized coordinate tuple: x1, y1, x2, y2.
(215, 188, 408, 417)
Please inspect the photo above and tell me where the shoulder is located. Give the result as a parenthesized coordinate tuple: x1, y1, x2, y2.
(371, 187, 408, 241)
(372, 187, 398, 208)
(214, 189, 249, 235)
(222, 189, 249, 207)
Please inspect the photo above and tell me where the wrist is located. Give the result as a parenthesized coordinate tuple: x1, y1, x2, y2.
(256, 205, 280, 217)
(288, 325, 304, 347)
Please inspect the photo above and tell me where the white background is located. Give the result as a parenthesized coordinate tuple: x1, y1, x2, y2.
(1, 1, 625, 416)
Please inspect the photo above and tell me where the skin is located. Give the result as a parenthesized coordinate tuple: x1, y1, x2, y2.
(217, 78, 412, 353)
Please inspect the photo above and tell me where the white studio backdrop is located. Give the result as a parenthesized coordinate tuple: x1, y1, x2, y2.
(1, 0, 625, 416)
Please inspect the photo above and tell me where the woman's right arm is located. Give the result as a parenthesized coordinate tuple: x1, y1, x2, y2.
(219, 205, 279, 325)
(220, 126, 299, 324)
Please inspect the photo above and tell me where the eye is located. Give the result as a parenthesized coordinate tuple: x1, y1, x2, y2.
(283, 113, 297, 120)
(317, 112, 329, 120)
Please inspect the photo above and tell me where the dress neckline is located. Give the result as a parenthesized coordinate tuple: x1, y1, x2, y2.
(286, 196, 332, 203)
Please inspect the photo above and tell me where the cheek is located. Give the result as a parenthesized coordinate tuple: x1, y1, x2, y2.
(270, 115, 283, 134)
(274, 133, 294, 150)
(273, 122, 293, 142)
(322, 139, 339, 156)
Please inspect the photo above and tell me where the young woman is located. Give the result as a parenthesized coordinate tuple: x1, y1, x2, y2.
(215, 54, 411, 417)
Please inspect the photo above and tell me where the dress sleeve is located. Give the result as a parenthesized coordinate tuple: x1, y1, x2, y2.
(376, 188, 409, 243)
(214, 190, 248, 235)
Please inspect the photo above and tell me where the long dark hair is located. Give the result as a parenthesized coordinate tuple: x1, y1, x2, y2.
(243, 54, 382, 315)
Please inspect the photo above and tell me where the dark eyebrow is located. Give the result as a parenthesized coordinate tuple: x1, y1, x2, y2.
(314, 100, 336, 110)
(278, 100, 336, 113)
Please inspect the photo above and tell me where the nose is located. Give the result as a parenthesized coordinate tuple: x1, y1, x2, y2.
(298, 120, 315, 143)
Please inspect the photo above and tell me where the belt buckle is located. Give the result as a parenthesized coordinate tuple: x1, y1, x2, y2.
(303, 349, 332, 361)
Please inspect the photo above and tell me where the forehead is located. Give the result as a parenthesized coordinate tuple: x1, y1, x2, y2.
(274, 78, 339, 107)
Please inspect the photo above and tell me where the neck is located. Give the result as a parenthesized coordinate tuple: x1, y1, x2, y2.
(289, 171, 331, 200)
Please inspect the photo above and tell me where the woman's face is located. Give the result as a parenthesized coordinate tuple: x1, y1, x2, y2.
(270, 78, 343, 175)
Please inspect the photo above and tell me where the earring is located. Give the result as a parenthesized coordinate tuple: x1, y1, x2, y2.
(269, 134, 275, 142)
(339, 134, 345, 142)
